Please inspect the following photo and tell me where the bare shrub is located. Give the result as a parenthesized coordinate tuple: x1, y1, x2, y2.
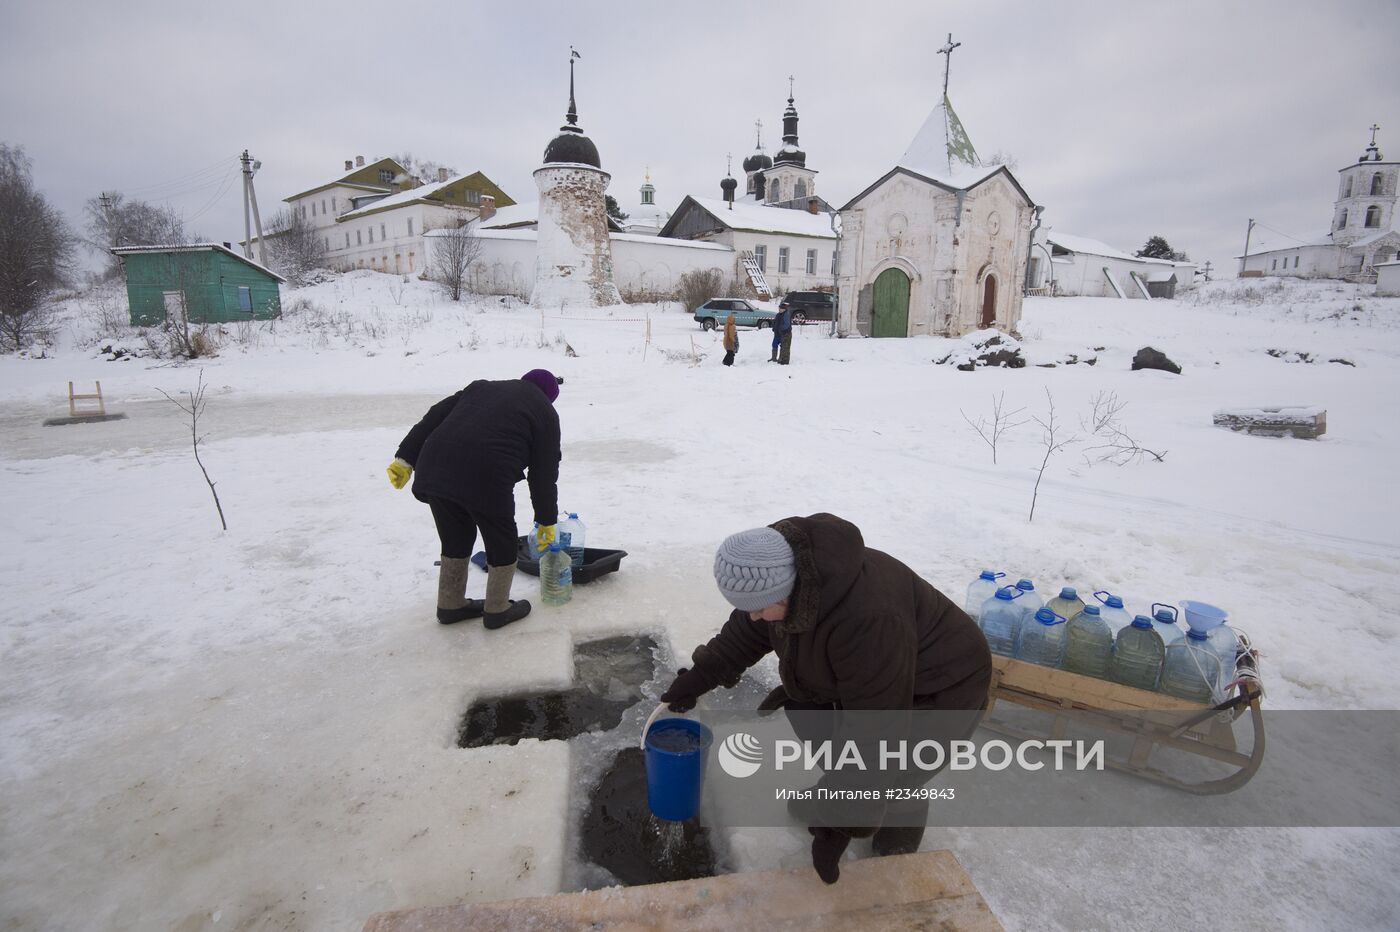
(676, 269, 724, 312)
(960, 391, 1028, 465)
(429, 223, 482, 301)
(1028, 389, 1079, 523)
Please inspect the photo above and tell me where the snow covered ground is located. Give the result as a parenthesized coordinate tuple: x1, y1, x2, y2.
(2, 273, 1398, 930)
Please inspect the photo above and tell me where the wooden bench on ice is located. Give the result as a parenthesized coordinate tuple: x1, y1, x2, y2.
(42, 381, 128, 426)
(1212, 405, 1326, 439)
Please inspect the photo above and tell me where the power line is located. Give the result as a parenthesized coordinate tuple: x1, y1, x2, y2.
(117, 153, 241, 196)
(182, 167, 240, 226)
(1251, 221, 1317, 245)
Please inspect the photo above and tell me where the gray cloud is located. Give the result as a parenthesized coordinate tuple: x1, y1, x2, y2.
(3, 0, 1396, 275)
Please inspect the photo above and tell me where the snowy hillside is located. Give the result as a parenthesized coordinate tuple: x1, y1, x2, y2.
(1, 274, 1397, 930)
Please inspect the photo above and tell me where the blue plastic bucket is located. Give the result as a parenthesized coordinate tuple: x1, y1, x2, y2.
(644, 718, 714, 822)
(1180, 600, 1228, 632)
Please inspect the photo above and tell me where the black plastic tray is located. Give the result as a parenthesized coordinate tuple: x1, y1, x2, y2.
(472, 537, 628, 585)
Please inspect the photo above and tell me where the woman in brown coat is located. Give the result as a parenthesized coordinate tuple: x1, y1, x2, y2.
(660, 513, 992, 883)
(721, 313, 739, 366)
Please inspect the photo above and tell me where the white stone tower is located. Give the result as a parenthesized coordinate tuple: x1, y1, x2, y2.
(1332, 125, 1398, 247)
(532, 50, 621, 308)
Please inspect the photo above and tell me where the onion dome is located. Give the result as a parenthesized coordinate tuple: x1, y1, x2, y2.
(543, 56, 601, 168)
(773, 94, 806, 167)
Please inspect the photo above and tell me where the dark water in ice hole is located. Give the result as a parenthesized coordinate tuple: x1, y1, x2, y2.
(457, 635, 659, 748)
(580, 747, 717, 886)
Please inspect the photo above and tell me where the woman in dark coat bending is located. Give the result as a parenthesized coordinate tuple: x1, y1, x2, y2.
(387, 369, 561, 630)
(660, 512, 991, 883)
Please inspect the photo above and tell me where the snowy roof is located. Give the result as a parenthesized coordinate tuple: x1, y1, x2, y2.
(337, 175, 463, 220)
(1045, 232, 1140, 262)
(1350, 227, 1400, 248)
(618, 201, 672, 230)
(475, 202, 539, 229)
(896, 95, 1005, 189)
(426, 227, 732, 251)
(110, 243, 286, 282)
(660, 196, 835, 239)
(1232, 229, 1333, 258)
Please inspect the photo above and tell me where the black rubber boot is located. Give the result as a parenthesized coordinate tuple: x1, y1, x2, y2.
(483, 599, 531, 630)
(871, 824, 925, 857)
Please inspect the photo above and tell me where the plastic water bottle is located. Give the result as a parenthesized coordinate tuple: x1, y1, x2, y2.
(1150, 603, 1184, 646)
(965, 570, 1005, 622)
(1016, 607, 1068, 668)
(1013, 579, 1044, 614)
(558, 512, 587, 568)
(1109, 616, 1166, 691)
(1046, 587, 1086, 625)
(1064, 604, 1113, 679)
(1093, 590, 1132, 635)
(539, 542, 573, 606)
(1208, 624, 1239, 691)
(979, 587, 1026, 657)
(1161, 630, 1223, 703)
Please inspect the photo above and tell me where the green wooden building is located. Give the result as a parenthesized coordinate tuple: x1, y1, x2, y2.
(111, 244, 285, 326)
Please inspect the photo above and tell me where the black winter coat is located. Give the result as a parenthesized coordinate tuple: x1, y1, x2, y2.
(773, 308, 793, 335)
(692, 513, 991, 710)
(396, 379, 560, 524)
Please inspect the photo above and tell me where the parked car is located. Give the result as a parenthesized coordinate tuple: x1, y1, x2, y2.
(693, 298, 777, 331)
(778, 290, 837, 324)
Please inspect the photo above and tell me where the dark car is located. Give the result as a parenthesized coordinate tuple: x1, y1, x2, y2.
(778, 290, 837, 324)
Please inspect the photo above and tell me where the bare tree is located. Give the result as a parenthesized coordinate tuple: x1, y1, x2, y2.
(1028, 389, 1079, 523)
(390, 152, 458, 187)
(1081, 390, 1167, 465)
(157, 369, 227, 531)
(0, 144, 76, 350)
(960, 391, 1029, 464)
(83, 191, 191, 279)
(430, 222, 482, 302)
(676, 269, 724, 312)
(263, 208, 327, 285)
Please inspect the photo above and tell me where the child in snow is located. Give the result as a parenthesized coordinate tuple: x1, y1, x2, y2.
(386, 369, 562, 630)
(722, 313, 739, 366)
(660, 513, 991, 884)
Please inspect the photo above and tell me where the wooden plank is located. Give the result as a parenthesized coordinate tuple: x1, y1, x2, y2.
(990, 655, 1204, 711)
(362, 850, 1002, 932)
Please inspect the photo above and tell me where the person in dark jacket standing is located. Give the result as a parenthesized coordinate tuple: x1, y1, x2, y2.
(770, 306, 794, 364)
(660, 513, 991, 884)
(386, 369, 562, 630)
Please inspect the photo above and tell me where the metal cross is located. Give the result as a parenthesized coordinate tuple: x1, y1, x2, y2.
(1370, 123, 1382, 146)
(788, 74, 795, 99)
(938, 33, 961, 98)
(754, 119, 764, 149)
(726, 152, 733, 175)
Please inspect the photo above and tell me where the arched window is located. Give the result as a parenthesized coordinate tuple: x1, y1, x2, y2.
(769, 179, 781, 202)
(1371, 174, 1384, 196)
(794, 180, 807, 199)
(1344, 177, 1353, 198)
(1365, 206, 1381, 228)
(1337, 209, 1348, 229)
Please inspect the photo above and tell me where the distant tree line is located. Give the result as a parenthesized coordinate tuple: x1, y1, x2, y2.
(1137, 235, 1188, 262)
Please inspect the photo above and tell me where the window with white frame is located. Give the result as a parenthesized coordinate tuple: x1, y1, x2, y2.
(321, 199, 327, 215)
(346, 232, 351, 249)
(1344, 177, 1353, 198)
(754, 245, 767, 272)
(778, 247, 790, 273)
(467, 189, 481, 204)
(769, 179, 781, 202)
(312, 202, 317, 217)
(300, 204, 306, 219)
(1271, 259, 1277, 270)
(1372, 174, 1384, 196)
(379, 169, 393, 183)
(1339, 209, 1348, 228)
(806, 249, 817, 274)
(332, 197, 337, 211)
(1365, 206, 1382, 228)
(794, 180, 807, 199)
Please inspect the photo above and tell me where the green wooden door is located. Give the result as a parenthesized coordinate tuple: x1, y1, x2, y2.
(871, 268, 910, 338)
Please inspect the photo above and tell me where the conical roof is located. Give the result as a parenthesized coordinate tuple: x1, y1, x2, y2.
(897, 95, 995, 187)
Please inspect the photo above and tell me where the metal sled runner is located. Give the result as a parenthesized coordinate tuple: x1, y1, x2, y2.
(982, 638, 1265, 795)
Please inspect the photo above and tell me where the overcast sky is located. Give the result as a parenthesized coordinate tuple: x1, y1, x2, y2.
(4, 0, 1397, 277)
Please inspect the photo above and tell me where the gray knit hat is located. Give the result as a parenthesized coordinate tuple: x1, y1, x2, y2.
(713, 527, 797, 611)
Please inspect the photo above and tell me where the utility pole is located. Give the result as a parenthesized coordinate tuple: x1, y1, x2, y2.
(240, 151, 254, 258)
(1239, 218, 1256, 277)
(98, 191, 118, 248)
(246, 152, 268, 268)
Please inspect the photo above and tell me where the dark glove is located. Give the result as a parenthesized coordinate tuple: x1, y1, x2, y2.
(809, 827, 851, 885)
(659, 667, 714, 713)
(757, 685, 789, 715)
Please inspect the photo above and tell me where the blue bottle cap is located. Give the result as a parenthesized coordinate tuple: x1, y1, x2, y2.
(568, 512, 579, 519)
(1059, 587, 1078, 599)
(979, 570, 999, 581)
(1016, 578, 1035, 591)
(1131, 615, 1153, 629)
(1186, 629, 1209, 641)
(994, 587, 1016, 600)
(1154, 609, 1176, 623)
(1105, 595, 1124, 609)
(1034, 607, 1063, 625)
(1082, 604, 1101, 615)
(547, 542, 563, 552)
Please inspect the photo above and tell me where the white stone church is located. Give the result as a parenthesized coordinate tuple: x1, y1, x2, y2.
(1238, 128, 1400, 281)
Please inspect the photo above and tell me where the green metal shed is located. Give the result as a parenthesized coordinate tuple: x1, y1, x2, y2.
(111, 243, 285, 326)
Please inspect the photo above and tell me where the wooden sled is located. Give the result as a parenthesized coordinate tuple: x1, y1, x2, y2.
(983, 637, 1265, 795)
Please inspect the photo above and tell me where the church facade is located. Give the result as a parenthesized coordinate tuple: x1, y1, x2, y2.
(836, 93, 1037, 338)
(1238, 129, 1400, 282)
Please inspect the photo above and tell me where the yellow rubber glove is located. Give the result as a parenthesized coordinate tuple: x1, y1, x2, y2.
(386, 458, 412, 490)
(535, 523, 557, 550)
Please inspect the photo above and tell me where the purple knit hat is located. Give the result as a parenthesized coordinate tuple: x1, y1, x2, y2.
(521, 368, 560, 403)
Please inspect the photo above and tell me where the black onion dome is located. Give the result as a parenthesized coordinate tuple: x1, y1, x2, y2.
(742, 150, 772, 172)
(543, 130, 601, 168)
(720, 176, 738, 195)
(774, 145, 806, 167)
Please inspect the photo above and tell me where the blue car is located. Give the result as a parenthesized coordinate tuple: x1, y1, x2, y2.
(693, 298, 777, 331)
